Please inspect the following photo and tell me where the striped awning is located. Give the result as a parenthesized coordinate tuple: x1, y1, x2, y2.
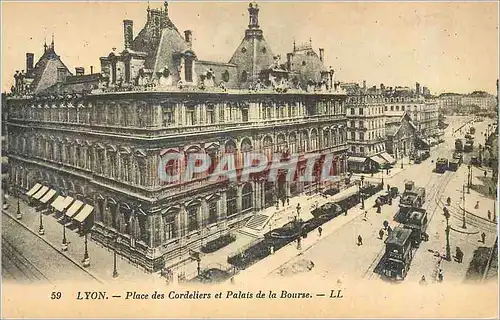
(39, 189, 57, 204)
(73, 204, 94, 223)
(348, 156, 367, 164)
(61, 197, 74, 211)
(380, 152, 396, 164)
(50, 196, 66, 211)
(26, 183, 42, 197)
(32, 186, 49, 200)
(370, 155, 388, 166)
(65, 200, 84, 217)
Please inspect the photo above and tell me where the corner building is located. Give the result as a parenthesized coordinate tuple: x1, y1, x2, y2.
(6, 2, 348, 271)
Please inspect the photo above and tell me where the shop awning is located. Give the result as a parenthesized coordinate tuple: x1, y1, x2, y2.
(348, 156, 367, 164)
(380, 152, 396, 164)
(73, 204, 94, 223)
(39, 189, 56, 204)
(65, 200, 84, 217)
(32, 186, 49, 200)
(61, 196, 74, 211)
(26, 183, 42, 197)
(370, 155, 388, 166)
(50, 196, 66, 211)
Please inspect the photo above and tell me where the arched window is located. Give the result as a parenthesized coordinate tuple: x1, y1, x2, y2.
(242, 183, 253, 212)
(226, 187, 238, 217)
(262, 135, 273, 161)
(187, 205, 199, 232)
(222, 70, 230, 83)
(289, 133, 297, 154)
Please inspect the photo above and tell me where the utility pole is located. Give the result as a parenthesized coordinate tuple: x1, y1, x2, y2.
(462, 184, 467, 229)
(444, 207, 451, 261)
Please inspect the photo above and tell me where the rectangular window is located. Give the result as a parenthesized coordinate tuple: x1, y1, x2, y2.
(350, 108, 355, 115)
(242, 109, 249, 122)
(208, 201, 218, 224)
(163, 105, 175, 126)
(359, 132, 364, 141)
(359, 121, 364, 128)
(360, 147, 365, 153)
(351, 132, 356, 141)
(359, 108, 363, 115)
(206, 105, 215, 124)
(164, 215, 176, 240)
(186, 106, 195, 126)
(187, 206, 198, 232)
(350, 121, 355, 128)
(185, 59, 193, 82)
(219, 106, 224, 122)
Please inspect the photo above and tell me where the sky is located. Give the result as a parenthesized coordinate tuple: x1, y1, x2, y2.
(2, 1, 499, 95)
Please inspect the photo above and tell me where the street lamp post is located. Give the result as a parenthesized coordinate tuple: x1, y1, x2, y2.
(381, 167, 384, 185)
(443, 207, 451, 261)
(38, 204, 45, 235)
(462, 185, 467, 229)
(82, 232, 90, 267)
(359, 176, 365, 210)
(113, 236, 119, 278)
(61, 222, 68, 252)
(467, 164, 471, 194)
(16, 196, 22, 220)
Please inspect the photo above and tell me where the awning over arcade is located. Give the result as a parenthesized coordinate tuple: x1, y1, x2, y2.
(380, 152, 396, 164)
(65, 200, 84, 217)
(32, 186, 49, 200)
(73, 204, 94, 223)
(39, 189, 57, 204)
(26, 183, 42, 197)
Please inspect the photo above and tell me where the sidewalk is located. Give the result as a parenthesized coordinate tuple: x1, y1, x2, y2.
(3, 196, 162, 285)
(178, 183, 357, 279)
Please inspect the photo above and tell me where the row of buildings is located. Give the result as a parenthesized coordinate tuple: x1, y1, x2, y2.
(3, 2, 439, 272)
(438, 91, 497, 114)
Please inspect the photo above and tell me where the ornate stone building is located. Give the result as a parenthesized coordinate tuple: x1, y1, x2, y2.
(5, 2, 348, 271)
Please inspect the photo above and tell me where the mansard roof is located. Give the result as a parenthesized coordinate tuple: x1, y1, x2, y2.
(29, 43, 72, 94)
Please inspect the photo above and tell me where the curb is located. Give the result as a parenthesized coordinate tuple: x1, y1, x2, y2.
(450, 225, 479, 235)
(2, 209, 106, 284)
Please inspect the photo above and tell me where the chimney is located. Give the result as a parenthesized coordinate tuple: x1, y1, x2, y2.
(363, 80, 367, 90)
(26, 53, 34, 74)
(184, 30, 192, 46)
(287, 53, 293, 70)
(123, 20, 134, 49)
(90, 66, 94, 74)
(319, 48, 324, 62)
(57, 67, 67, 82)
(416, 82, 421, 95)
(75, 67, 85, 76)
(380, 83, 385, 92)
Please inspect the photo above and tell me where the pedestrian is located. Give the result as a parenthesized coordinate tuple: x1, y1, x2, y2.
(437, 269, 443, 282)
(357, 235, 363, 246)
(344, 208, 348, 216)
(481, 232, 486, 243)
(488, 210, 492, 221)
(419, 275, 427, 285)
(475, 201, 479, 209)
(387, 226, 393, 234)
(377, 205, 382, 214)
(286, 197, 290, 206)
(379, 229, 384, 240)
(318, 226, 323, 237)
(269, 245, 274, 255)
(484, 170, 487, 177)
(446, 196, 451, 206)
(230, 277, 235, 284)
(281, 197, 286, 207)
(387, 184, 390, 193)
(363, 211, 368, 220)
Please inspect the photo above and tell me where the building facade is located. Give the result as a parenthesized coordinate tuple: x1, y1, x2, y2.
(345, 83, 393, 173)
(5, 2, 348, 272)
(384, 111, 417, 159)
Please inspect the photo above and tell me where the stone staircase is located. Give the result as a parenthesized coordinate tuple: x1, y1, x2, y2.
(244, 213, 270, 230)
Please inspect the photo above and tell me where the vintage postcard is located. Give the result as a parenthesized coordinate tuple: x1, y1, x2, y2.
(1, 1, 498, 318)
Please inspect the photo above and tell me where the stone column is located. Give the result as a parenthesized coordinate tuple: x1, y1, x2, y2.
(179, 205, 187, 237)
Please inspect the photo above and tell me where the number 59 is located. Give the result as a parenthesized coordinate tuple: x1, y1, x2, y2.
(51, 292, 62, 300)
